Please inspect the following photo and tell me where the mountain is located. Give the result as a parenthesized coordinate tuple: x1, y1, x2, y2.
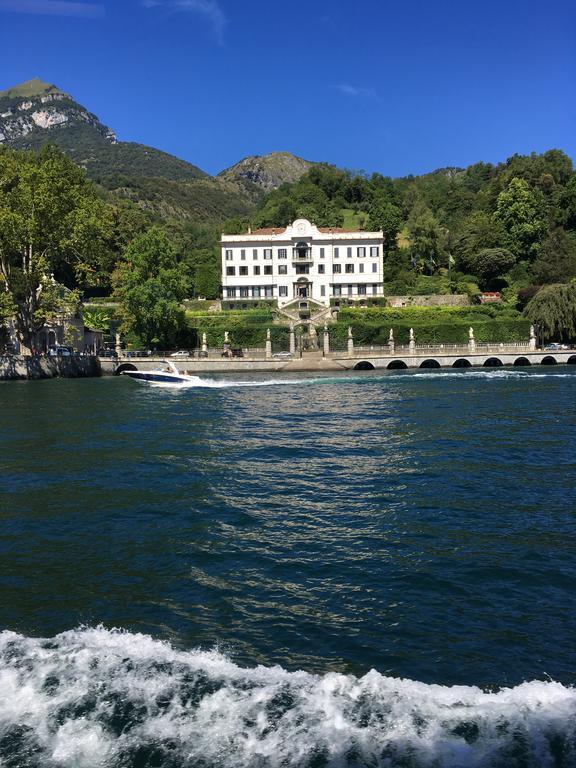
(0, 79, 252, 223)
(0, 78, 116, 144)
(219, 151, 314, 195)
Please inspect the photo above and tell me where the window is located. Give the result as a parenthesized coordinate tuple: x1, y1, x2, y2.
(264, 265, 273, 275)
(254, 265, 261, 275)
(239, 266, 248, 276)
(227, 288, 236, 298)
(347, 284, 353, 296)
(358, 284, 367, 295)
(359, 263, 364, 273)
(241, 249, 246, 261)
(321, 285, 326, 297)
(372, 262, 378, 273)
(253, 249, 258, 260)
(357, 247, 366, 258)
(265, 286, 273, 298)
(264, 249, 272, 260)
(278, 248, 287, 259)
(225, 249, 233, 261)
(252, 287, 261, 298)
(320, 247, 325, 258)
(333, 285, 342, 296)
(318, 264, 325, 274)
(278, 264, 287, 275)
(226, 266, 235, 276)
(333, 263, 341, 273)
(345, 263, 355, 274)
(372, 284, 379, 295)
(296, 265, 309, 275)
(279, 286, 288, 297)
(240, 287, 249, 298)
(347, 247, 353, 258)
(334, 247, 340, 258)
(370, 246, 379, 257)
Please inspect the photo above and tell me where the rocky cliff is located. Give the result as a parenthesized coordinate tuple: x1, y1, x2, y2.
(0, 78, 116, 144)
(218, 152, 313, 193)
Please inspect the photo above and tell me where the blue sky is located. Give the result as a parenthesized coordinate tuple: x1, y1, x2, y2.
(0, 0, 574, 177)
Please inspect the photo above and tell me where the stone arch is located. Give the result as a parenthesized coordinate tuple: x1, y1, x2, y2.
(387, 359, 407, 370)
(354, 361, 375, 370)
(514, 357, 531, 366)
(419, 359, 441, 369)
(541, 355, 557, 365)
(568, 355, 576, 365)
(483, 357, 503, 367)
(115, 363, 138, 376)
(452, 358, 471, 368)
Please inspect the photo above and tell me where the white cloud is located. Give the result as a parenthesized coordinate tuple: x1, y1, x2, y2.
(0, 0, 104, 18)
(336, 83, 379, 100)
(143, 0, 227, 44)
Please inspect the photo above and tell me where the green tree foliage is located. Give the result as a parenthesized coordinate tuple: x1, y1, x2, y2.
(452, 212, 506, 272)
(82, 307, 111, 332)
(532, 228, 576, 284)
(408, 207, 443, 272)
(494, 178, 547, 259)
(466, 248, 516, 283)
(559, 176, 576, 231)
(368, 196, 402, 254)
(0, 145, 110, 351)
(113, 227, 189, 347)
(524, 282, 576, 341)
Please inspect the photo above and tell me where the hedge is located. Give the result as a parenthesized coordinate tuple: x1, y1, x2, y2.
(330, 319, 531, 346)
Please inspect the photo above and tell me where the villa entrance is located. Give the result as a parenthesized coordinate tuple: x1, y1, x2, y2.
(294, 278, 311, 300)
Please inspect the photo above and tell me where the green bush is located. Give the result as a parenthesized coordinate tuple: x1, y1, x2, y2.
(330, 318, 530, 346)
(184, 311, 289, 347)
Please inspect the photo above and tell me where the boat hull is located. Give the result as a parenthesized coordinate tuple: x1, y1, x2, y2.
(122, 371, 193, 384)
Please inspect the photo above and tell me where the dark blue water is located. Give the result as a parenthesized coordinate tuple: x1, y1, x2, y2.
(1, 368, 575, 767)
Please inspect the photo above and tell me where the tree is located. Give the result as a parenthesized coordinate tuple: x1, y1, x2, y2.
(466, 248, 516, 283)
(368, 196, 402, 255)
(408, 207, 442, 272)
(113, 227, 189, 348)
(532, 228, 576, 284)
(524, 283, 576, 341)
(0, 146, 110, 352)
(559, 176, 576, 231)
(82, 307, 111, 332)
(494, 177, 547, 259)
(452, 212, 506, 272)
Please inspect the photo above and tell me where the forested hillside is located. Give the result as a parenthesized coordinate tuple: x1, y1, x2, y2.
(239, 150, 576, 305)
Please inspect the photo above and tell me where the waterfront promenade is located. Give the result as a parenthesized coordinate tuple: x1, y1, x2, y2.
(103, 343, 576, 375)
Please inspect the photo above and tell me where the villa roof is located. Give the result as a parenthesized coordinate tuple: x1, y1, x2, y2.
(240, 226, 367, 236)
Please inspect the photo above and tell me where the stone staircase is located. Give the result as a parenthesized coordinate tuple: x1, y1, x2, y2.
(274, 299, 335, 328)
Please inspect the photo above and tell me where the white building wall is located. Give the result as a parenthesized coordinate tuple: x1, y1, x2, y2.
(221, 218, 384, 308)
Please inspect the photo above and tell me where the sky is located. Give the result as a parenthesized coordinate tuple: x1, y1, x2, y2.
(0, 0, 574, 177)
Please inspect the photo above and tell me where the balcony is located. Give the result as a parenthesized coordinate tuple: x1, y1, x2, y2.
(292, 244, 313, 263)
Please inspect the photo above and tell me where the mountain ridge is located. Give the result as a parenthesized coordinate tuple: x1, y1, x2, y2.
(0, 79, 313, 223)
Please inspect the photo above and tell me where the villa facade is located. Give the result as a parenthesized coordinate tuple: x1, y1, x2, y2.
(221, 218, 384, 308)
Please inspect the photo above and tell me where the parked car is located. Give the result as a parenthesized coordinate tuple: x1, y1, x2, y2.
(48, 346, 73, 357)
(544, 343, 568, 350)
(273, 351, 293, 359)
(170, 350, 191, 357)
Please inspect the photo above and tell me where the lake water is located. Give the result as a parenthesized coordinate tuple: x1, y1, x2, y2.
(1, 368, 576, 767)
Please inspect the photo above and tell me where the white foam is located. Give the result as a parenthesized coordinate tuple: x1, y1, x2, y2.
(0, 627, 574, 767)
(148, 376, 328, 389)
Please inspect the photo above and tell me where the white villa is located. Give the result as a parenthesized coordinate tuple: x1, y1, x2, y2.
(221, 218, 384, 308)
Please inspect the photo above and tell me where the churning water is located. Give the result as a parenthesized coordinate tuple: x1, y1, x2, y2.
(1, 368, 575, 767)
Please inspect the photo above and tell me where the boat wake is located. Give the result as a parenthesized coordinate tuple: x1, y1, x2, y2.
(147, 368, 575, 389)
(1, 627, 575, 767)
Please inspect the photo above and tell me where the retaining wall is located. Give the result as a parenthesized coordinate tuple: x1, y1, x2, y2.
(0, 355, 101, 381)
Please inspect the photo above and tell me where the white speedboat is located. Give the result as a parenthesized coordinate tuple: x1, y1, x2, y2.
(122, 360, 197, 385)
